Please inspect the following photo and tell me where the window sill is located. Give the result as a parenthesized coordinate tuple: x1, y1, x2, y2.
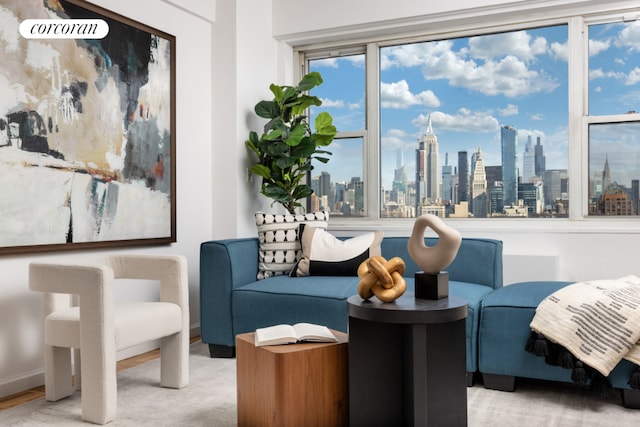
(326, 216, 640, 235)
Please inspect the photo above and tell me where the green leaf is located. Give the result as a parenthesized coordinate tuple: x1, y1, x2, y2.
(264, 140, 290, 156)
(292, 185, 313, 200)
(285, 124, 306, 146)
(314, 111, 333, 130)
(291, 139, 317, 158)
(275, 156, 296, 169)
(255, 100, 279, 119)
(263, 184, 289, 202)
(297, 72, 323, 92)
(291, 96, 323, 116)
(313, 112, 337, 146)
(281, 86, 297, 103)
(269, 84, 284, 103)
(263, 127, 284, 142)
(249, 164, 271, 179)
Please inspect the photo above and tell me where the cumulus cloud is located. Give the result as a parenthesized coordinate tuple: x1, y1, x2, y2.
(550, 41, 568, 61)
(312, 58, 340, 68)
(627, 67, 640, 85)
(615, 21, 640, 52)
(412, 109, 499, 133)
(381, 31, 560, 98)
(381, 128, 411, 149)
(499, 104, 519, 116)
(589, 38, 611, 57)
(320, 98, 345, 108)
(590, 67, 639, 85)
(468, 31, 547, 62)
(380, 80, 440, 109)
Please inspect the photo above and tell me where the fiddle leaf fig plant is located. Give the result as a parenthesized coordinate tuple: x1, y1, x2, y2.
(246, 71, 337, 214)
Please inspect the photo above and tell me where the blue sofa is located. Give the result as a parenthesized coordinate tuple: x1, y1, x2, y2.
(478, 280, 640, 408)
(200, 236, 503, 383)
(199, 236, 640, 406)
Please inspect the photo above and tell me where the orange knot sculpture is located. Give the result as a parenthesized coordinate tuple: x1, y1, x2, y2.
(357, 256, 407, 303)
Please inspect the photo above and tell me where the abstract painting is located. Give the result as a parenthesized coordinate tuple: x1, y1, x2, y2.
(0, 0, 176, 254)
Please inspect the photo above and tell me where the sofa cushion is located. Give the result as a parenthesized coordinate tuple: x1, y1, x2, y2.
(479, 280, 640, 390)
(254, 211, 328, 280)
(479, 281, 577, 382)
(234, 275, 489, 373)
(233, 276, 361, 335)
(292, 227, 383, 277)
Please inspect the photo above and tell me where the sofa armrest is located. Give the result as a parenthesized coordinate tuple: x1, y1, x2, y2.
(447, 238, 503, 289)
(199, 238, 259, 348)
(382, 237, 503, 289)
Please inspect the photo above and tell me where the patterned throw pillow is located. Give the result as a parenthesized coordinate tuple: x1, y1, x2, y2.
(255, 211, 329, 280)
(291, 227, 384, 277)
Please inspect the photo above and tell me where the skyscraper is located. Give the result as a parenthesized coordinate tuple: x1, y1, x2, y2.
(442, 153, 453, 202)
(422, 116, 440, 203)
(522, 134, 535, 183)
(602, 155, 612, 191)
(501, 125, 518, 208)
(471, 147, 488, 218)
(534, 136, 546, 177)
(393, 148, 407, 194)
(458, 151, 469, 203)
(415, 115, 440, 206)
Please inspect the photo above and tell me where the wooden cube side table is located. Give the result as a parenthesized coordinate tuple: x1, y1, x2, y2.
(236, 330, 348, 427)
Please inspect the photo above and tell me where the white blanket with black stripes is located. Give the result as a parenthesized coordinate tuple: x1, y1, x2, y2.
(529, 275, 640, 376)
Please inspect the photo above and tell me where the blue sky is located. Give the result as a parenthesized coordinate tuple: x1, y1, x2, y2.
(310, 21, 640, 191)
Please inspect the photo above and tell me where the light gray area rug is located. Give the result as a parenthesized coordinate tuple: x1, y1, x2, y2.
(1, 342, 638, 426)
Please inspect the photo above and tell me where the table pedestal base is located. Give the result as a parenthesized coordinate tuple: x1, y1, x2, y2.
(349, 309, 467, 426)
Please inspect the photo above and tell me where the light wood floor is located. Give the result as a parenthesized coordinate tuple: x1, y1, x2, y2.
(0, 337, 201, 412)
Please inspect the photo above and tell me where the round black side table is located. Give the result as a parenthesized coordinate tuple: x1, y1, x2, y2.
(348, 292, 468, 426)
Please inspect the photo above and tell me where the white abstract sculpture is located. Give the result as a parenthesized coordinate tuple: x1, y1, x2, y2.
(407, 214, 462, 274)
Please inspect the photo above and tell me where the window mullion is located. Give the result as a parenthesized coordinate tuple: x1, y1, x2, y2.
(568, 16, 587, 220)
(365, 42, 380, 219)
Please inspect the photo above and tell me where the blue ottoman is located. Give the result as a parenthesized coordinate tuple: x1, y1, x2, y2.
(478, 281, 640, 408)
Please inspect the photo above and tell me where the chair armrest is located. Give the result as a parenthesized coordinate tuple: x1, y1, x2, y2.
(199, 238, 259, 347)
(106, 255, 188, 309)
(29, 263, 114, 318)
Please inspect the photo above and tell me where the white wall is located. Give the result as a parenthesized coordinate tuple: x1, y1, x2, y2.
(0, 0, 213, 397)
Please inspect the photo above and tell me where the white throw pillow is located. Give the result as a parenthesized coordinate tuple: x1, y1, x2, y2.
(292, 226, 383, 277)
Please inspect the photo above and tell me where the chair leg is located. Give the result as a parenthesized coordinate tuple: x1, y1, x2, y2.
(79, 345, 117, 424)
(44, 345, 74, 401)
(160, 331, 189, 389)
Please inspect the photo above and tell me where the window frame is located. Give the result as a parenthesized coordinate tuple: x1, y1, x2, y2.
(294, 4, 640, 235)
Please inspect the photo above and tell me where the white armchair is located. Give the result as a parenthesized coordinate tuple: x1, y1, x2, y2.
(29, 254, 189, 424)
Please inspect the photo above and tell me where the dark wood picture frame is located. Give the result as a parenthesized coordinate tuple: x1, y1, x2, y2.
(0, 0, 176, 255)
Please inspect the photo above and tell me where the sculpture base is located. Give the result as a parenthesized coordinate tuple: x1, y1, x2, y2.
(415, 271, 449, 300)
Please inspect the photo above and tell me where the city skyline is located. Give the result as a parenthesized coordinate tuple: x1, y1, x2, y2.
(309, 21, 640, 198)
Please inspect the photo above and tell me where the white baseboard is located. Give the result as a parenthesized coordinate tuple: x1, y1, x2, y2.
(0, 325, 201, 400)
(0, 370, 45, 401)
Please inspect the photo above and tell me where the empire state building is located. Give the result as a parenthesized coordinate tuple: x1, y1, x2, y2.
(415, 115, 440, 207)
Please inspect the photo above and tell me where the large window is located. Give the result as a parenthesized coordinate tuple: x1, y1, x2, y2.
(379, 26, 568, 218)
(587, 21, 640, 216)
(308, 54, 367, 216)
(299, 8, 640, 221)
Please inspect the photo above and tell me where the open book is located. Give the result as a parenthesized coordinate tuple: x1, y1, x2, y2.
(254, 322, 339, 346)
